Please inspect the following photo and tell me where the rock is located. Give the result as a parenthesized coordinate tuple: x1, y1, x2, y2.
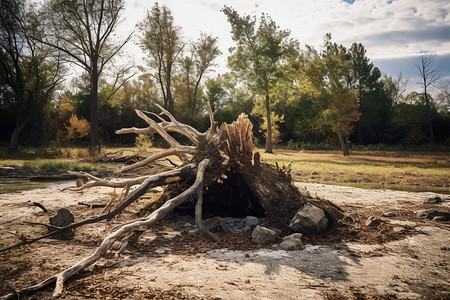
(382, 212, 396, 217)
(433, 215, 450, 221)
(416, 209, 439, 219)
(423, 197, 443, 204)
(279, 233, 304, 251)
(245, 216, 260, 228)
(223, 217, 235, 225)
(366, 216, 381, 227)
(204, 216, 223, 231)
(187, 229, 199, 236)
(344, 212, 359, 223)
(252, 225, 278, 244)
(289, 203, 328, 234)
(49, 208, 74, 227)
(75, 179, 84, 187)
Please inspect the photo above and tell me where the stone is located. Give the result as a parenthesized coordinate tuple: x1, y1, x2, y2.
(344, 212, 359, 223)
(416, 209, 438, 219)
(204, 216, 223, 231)
(75, 179, 84, 187)
(279, 233, 304, 251)
(223, 217, 235, 225)
(382, 212, 396, 217)
(433, 215, 450, 221)
(423, 197, 443, 204)
(49, 208, 74, 227)
(187, 229, 199, 236)
(366, 216, 381, 227)
(252, 225, 278, 244)
(289, 203, 328, 234)
(245, 216, 260, 228)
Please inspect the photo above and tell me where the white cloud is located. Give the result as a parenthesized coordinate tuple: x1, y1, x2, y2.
(116, 0, 450, 82)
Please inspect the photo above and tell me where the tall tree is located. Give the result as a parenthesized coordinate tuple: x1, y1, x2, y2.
(415, 54, 441, 143)
(348, 43, 384, 144)
(0, 0, 63, 151)
(305, 36, 360, 156)
(223, 6, 294, 153)
(139, 3, 184, 115)
(41, 0, 131, 151)
(177, 34, 221, 116)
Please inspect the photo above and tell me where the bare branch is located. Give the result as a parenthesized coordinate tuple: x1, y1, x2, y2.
(0, 160, 209, 299)
(0, 165, 196, 253)
(119, 147, 196, 173)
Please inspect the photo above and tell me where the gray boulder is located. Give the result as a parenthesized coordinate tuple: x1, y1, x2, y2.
(278, 233, 304, 251)
(423, 196, 443, 204)
(416, 209, 450, 221)
(344, 212, 359, 223)
(289, 203, 328, 234)
(49, 208, 74, 227)
(252, 225, 278, 244)
(245, 216, 260, 228)
(366, 216, 381, 227)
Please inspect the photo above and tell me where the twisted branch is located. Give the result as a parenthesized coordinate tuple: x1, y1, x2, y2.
(0, 159, 211, 300)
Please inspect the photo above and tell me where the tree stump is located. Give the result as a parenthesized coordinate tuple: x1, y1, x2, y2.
(0, 104, 342, 299)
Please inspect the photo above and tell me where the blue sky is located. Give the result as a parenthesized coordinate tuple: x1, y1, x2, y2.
(118, 0, 450, 93)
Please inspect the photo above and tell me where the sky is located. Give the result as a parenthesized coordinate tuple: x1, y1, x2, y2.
(117, 0, 450, 93)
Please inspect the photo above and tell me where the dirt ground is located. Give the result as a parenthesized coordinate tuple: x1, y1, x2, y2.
(0, 182, 449, 299)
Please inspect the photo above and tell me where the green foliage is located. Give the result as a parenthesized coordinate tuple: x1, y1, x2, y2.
(135, 134, 153, 153)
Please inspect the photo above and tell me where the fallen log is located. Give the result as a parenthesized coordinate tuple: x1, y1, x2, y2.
(0, 103, 342, 299)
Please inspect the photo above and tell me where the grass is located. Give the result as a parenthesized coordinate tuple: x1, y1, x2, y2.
(261, 149, 450, 194)
(1, 146, 449, 193)
(20, 160, 99, 173)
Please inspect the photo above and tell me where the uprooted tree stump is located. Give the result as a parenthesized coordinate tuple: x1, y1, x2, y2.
(0, 104, 342, 299)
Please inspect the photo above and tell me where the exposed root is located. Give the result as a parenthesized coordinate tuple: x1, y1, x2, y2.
(0, 159, 211, 300)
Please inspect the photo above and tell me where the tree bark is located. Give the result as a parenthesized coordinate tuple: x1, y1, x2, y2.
(264, 94, 273, 153)
(337, 131, 349, 156)
(0, 106, 343, 298)
(89, 58, 101, 152)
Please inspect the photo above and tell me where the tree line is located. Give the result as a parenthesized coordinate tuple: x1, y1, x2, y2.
(1, 0, 449, 155)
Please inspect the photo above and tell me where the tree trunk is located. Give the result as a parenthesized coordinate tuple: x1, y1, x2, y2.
(89, 59, 101, 152)
(264, 94, 273, 153)
(1, 105, 343, 298)
(337, 131, 349, 156)
(8, 126, 21, 152)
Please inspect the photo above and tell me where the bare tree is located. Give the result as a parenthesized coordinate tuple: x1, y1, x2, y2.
(139, 3, 184, 115)
(415, 54, 441, 143)
(0, 0, 63, 151)
(40, 0, 132, 152)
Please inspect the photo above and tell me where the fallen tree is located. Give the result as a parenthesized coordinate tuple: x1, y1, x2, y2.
(1, 104, 342, 299)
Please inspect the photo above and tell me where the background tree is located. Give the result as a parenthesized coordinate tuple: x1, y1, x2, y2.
(223, 6, 294, 153)
(305, 36, 360, 156)
(139, 3, 184, 115)
(348, 43, 389, 144)
(175, 34, 221, 124)
(415, 54, 441, 143)
(0, 0, 63, 151)
(41, 0, 132, 151)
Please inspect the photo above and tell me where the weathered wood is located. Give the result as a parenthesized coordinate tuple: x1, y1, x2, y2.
(0, 106, 343, 299)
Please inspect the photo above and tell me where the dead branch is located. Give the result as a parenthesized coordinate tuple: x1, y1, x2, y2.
(0, 165, 195, 253)
(0, 105, 344, 299)
(0, 159, 211, 299)
(30, 202, 48, 213)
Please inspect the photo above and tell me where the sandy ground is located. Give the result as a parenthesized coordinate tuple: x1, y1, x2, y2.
(0, 182, 449, 299)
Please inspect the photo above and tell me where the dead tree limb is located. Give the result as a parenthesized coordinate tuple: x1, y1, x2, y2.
(1, 105, 343, 299)
(0, 159, 210, 299)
